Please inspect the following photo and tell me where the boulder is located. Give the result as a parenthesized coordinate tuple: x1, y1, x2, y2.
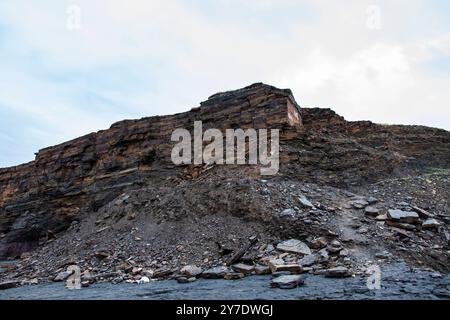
(411, 206, 433, 219)
(310, 237, 327, 249)
(231, 263, 254, 275)
(327, 240, 343, 253)
(422, 219, 440, 229)
(298, 197, 314, 209)
(386, 220, 417, 230)
(224, 272, 245, 280)
(201, 266, 229, 279)
(325, 266, 352, 278)
(365, 206, 380, 217)
(152, 268, 173, 278)
(180, 265, 203, 277)
(276, 239, 311, 256)
(387, 209, 419, 224)
(298, 254, 317, 267)
(254, 265, 271, 275)
(268, 259, 285, 273)
(270, 275, 304, 289)
(350, 199, 369, 209)
(280, 208, 296, 218)
(0, 280, 21, 290)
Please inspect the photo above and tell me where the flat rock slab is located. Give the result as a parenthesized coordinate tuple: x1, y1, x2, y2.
(276, 239, 311, 256)
(180, 265, 203, 277)
(224, 272, 245, 280)
(270, 275, 305, 289)
(351, 199, 369, 209)
(365, 206, 380, 217)
(231, 263, 254, 274)
(201, 266, 229, 279)
(0, 280, 21, 290)
(254, 265, 271, 275)
(325, 267, 352, 278)
(298, 197, 314, 208)
(388, 209, 419, 224)
(422, 219, 440, 229)
(269, 263, 303, 274)
(298, 254, 317, 267)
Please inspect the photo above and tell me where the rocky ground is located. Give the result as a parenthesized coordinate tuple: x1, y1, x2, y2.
(1, 83, 449, 297)
(1, 167, 449, 293)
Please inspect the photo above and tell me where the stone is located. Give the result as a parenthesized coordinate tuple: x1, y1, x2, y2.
(180, 265, 203, 277)
(231, 263, 254, 275)
(152, 268, 173, 278)
(279, 208, 296, 218)
(325, 266, 352, 278)
(387, 209, 419, 224)
(269, 264, 303, 274)
(298, 254, 317, 267)
(268, 259, 285, 273)
(367, 197, 379, 205)
(94, 250, 110, 260)
(298, 197, 314, 209)
(201, 266, 229, 279)
(327, 240, 343, 253)
(310, 237, 327, 249)
(411, 206, 433, 219)
(131, 267, 143, 275)
(254, 265, 271, 275)
(351, 199, 369, 209)
(270, 275, 304, 289)
(0, 280, 21, 290)
(386, 220, 417, 231)
(443, 217, 450, 226)
(339, 248, 349, 257)
(375, 214, 388, 221)
(364, 206, 380, 217)
(422, 219, 440, 229)
(276, 239, 311, 255)
(318, 248, 329, 261)
(375, 251, 392, 259)
(224, 272, 245, 280)
(136, 276, 150, 284)
(177, 276, 190, 284)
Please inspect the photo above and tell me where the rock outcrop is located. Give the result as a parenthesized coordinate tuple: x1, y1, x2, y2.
(0, 82, 449, 259)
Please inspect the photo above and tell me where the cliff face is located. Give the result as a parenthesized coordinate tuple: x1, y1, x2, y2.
(0, 83, 300, 258)
(0, 83, 449, 259)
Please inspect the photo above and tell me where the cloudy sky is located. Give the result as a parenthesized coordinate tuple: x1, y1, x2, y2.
(0, 0, 449, 167)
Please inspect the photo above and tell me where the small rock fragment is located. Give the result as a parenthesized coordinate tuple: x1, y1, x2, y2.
(277, 239, 311, 256)
(270, 275, 304, 289)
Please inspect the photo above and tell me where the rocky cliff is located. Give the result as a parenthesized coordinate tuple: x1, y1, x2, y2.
(0, 83, 449, 260)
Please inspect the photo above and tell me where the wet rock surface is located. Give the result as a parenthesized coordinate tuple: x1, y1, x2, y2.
(1, 262, 449, 300)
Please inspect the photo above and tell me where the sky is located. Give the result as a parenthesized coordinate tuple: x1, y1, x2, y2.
(0, 0, 449, 167)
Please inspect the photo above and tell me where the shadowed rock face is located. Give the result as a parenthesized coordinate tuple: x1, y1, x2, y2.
(0, 83, 449, 259)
